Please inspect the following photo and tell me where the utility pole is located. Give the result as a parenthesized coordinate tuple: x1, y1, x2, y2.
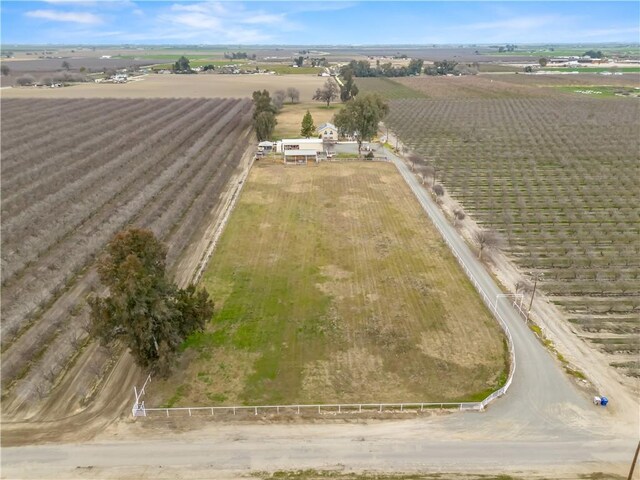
(628, 440, 640, 480)
(526, 271, 544, 322)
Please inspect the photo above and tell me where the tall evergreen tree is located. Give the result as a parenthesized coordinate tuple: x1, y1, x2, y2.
(300, 110, 315, 138)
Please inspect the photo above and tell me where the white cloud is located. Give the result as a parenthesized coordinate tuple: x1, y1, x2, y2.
(26, 9, 102, 24)
(463, 15, 563, 32)
(41, 0, 97, 5)
(153, 2, 299, 43)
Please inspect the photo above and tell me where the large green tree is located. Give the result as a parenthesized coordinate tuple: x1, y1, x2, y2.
(333, 93, 389, 154)
(89, 228, 213, 376)
(254, 110, 277, 141)
(174, 56, 192, 73)
(252, 90, 278, 141)
(300, 110, 315, 138)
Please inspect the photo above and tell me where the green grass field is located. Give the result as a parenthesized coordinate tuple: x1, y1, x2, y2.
(153, 162, 507, 407)
(273, 102, 341, 139)
(555, 85, 640, 98)
(260, 64, 324, 75)
(542, 67, 640, 73)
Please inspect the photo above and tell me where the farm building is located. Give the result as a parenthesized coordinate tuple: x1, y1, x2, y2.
(283, 149, 317, 164)
(276, 138, 324, 153)
(317, 122, 338, 141)
(258, 141, 275, 153)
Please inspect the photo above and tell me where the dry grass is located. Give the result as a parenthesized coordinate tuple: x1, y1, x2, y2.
(1, 73, 327, 100)
(273, 102, 341, 139)
(152, 162, 507, 408)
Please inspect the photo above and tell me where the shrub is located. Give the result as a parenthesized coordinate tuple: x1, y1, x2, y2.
(16, 75, 35, 86)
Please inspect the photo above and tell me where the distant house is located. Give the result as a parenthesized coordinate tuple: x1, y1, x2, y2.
(317, 122, 338, 142)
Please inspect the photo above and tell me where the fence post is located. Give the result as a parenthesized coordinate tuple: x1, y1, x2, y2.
(166, 409, 169, 417)
(255, 407, 258, 416)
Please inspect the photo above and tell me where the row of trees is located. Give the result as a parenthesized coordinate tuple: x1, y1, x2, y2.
(1, 98, 254, 398)
(340, 59, 424, 78)
(224, 52, 256, 60)
(252, 87, 302, 140)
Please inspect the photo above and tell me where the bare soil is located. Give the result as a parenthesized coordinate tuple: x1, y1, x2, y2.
(1, 73, 327, 99)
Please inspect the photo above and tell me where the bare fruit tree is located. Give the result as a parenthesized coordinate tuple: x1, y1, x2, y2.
(286, 87, 300, 104)
(474, 229, 499, 260)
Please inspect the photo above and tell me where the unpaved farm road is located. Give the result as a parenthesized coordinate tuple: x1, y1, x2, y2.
(2, 152, 638, 479)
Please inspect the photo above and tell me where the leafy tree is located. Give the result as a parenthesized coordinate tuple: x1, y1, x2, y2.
(286, 87, 300, 103)
(254, 111, 277, 141)
(333, 93, 389, 154)
(429, 60, 458, 75)
(61, 60, 71, 71)
(524, 65, 534, 73)
(252, 89, 276, 118)
(340, 68, 359, 102)
(88, 228, 213, 376)
(300, 110, 315, 137)
(313, 79, 339, 107)
(584, 50, 603, 59)
(1, 65, 9, 76)
(295, 56, 304, 67)
(174, 56, 192, 73)
(407, 59, 424, 75)
(538, 57, 548, 67)
(251, 89, 278, 141)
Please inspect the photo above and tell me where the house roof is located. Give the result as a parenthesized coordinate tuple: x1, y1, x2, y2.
(317, 123, 336, 132)
(281, 138, 322, 144)
(258, 141, 273, 147)
(283, 149, 317, 156)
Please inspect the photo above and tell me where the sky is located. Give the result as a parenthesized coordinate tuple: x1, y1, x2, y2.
(1, 1, 639, 45)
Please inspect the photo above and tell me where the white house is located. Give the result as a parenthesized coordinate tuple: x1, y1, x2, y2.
(276, 138, 324, 154)
(317, 122, 338, 142)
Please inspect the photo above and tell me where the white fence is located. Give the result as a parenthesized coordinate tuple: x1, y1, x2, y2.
(133, 397, 482, 418)
(130, 155, 519, 419)
(391, 158, 517, 411)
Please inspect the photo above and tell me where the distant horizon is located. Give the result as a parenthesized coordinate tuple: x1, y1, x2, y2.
(2, 1, 639, 45)
(3, 42, 640, 48)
